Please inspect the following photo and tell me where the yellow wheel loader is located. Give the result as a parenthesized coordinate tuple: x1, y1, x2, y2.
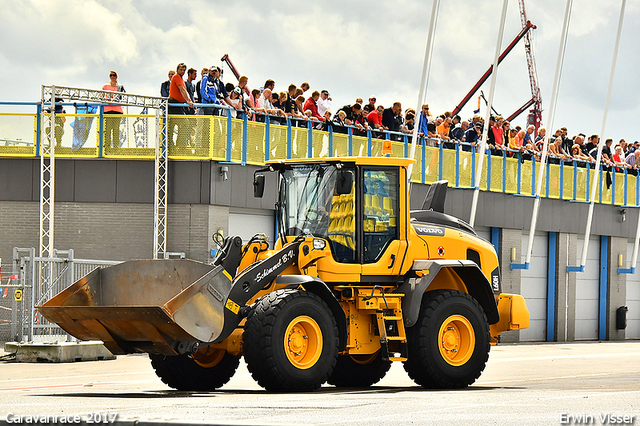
(38, 157, 529, 392)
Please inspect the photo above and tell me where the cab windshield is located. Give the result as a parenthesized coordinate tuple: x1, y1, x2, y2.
(278, 164, 338, 238)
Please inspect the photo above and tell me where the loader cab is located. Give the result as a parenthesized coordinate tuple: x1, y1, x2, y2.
(270, 159, 408, 277)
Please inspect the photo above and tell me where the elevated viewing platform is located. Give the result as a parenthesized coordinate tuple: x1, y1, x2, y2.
(1, 101, 639, 208)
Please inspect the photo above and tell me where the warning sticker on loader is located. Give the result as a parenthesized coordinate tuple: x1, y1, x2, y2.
(225, 298, 240, 315)
(14, 289, 22, 301)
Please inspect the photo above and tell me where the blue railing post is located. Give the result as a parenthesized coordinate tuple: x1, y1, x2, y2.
(307, 120, 313, 158)
(486, 150, 491, 191)
(502, 150, 506, 193)
(545, 160, 550, 198)
(348, 127, 353, 156)
(611, 168, 616, 205)
(242, 113, 248, 165)
(226, 110, 232, 162)
(573, 160, 578, 201)
(586, 163, 591, 202)
(367, 129, 372, 157)
(471, 144, 476, 188)
(265, 115, 271, 162)
(421, 139, 426, 184)
(328, 125, 334, 157)
(559, 159, 564, 199)
(455, 140, 460, 188)
(531, 156, 536, 196)
(404, 135, 409, 158)
(99, 105, 104, 158)
(599, 165, 603, 204)
(636, 172, 639, 206)
(35, 102, 42, 157)
(286, 117, 292, 160)
(623, 168, 628, 206)
(438, 141, 443, 181)
(516, 152, 522, 195)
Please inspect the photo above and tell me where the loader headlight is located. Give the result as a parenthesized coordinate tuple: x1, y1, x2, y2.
(313, 239, 327, 250)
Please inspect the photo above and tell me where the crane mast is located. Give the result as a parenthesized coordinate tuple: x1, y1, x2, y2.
(519, 0, 543, 132)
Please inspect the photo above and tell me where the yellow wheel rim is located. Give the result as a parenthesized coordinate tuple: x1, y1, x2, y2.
(192, 347, 225, 368)
(438, 315, 475, 366)
(284, 315, 323, 369)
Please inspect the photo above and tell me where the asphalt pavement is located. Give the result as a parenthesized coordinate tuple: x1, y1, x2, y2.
(1, 342, 639, 426)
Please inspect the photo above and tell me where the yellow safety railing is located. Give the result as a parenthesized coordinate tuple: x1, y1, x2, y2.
(0, 109, 638, 207)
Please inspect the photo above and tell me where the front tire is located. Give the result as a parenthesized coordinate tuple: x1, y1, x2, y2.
(327, 351, 391, 387)
(243, 289, 339, 392)
(403, 290, 490, 389)
(150, 348, 240, 391)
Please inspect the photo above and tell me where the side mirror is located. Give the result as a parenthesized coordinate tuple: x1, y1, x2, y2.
(335, 170, 353, 195)
(253, 174, 265, 198)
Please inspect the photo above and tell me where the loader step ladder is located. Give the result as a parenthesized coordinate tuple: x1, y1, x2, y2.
(376, 308, 407, 361)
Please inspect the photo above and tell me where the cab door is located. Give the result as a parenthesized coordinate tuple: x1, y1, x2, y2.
(360, 167, 406, 278)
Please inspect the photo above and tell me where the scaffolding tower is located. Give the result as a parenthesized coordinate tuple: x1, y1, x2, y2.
(39, 86, 169, 273)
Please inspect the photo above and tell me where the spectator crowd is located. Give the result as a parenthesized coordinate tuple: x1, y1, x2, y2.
(153, 62, 640, 176)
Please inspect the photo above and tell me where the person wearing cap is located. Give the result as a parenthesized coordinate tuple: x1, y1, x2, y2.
(210, 66, 232, 115)
(462, 121, 481, 152)
(363, 96, 377, 114)
(227, 86, 243, 119)
(317, 90, 332, 117)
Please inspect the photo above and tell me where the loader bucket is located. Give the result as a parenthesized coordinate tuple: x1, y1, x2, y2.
(37, 259, 233, 356)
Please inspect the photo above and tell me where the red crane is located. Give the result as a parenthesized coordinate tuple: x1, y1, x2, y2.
(220, 54, 241, 81)
(514, 0, 543, 132)
(451, 20, 536, 117)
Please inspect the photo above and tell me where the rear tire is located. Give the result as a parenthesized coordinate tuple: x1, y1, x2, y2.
(243, 289, 339, 392)
(327, 351, 391, 387)
(150, 349, 240, 391)
(403, 289, 490, 389)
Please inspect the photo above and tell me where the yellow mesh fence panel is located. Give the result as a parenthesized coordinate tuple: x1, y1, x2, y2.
(504, 157, 518, 194)
(163, 115, 210, 159)
(410, 143, 423, 183)
(614, 172, 626, 205)
(574, 167, 588, 201)
(351, 135, 368, 157)
(520, 160, 533, 195)
(441, 149, 456, 183)
(424, 146, 439, 185)
(290, 126, 309, 159)
(0, 113, 36, 157)
(43, 113, 99, 158)
(478, 153, 488, 190)
(547, 164, 561, 199)
(313, 130, 329, 158)
(458, 150, 473, 188)
(391, 140, 406, 158)
(103, 114, 156, 159)
(246, 120, 266, 165)
(268, 124, 288, 160)
(599, 170, 612, 204)
(562, 164, 574, 200)
(211, 116, 228, 161)
(627, 176, 639, 206)
(227, 118, 243, 163)
(332, 133, 349, 157)
(489, 156, 503, 192)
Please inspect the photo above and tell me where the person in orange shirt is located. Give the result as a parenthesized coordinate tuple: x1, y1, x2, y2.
(102, 70, 125, 148)
(168, 63, 194, 146)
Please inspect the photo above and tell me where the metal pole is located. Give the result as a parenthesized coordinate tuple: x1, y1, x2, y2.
(524, 0, 573, 266)
(469, 0, 509, 228)
(579, 0, 626, 269)
(408, 0, 440, 184)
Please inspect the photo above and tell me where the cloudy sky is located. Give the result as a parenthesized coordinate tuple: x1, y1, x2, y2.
(1, 0, 639, 142)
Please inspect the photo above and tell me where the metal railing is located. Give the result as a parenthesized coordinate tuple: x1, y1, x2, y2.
(0, 248, 121, 342)
(0, 101, 638, 207)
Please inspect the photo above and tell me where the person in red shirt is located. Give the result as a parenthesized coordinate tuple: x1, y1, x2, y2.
(168, 63, 194, 146)
(303, 91, 323, 121)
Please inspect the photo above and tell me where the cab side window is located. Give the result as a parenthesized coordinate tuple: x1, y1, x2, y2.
(363, 169, 398, 263)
